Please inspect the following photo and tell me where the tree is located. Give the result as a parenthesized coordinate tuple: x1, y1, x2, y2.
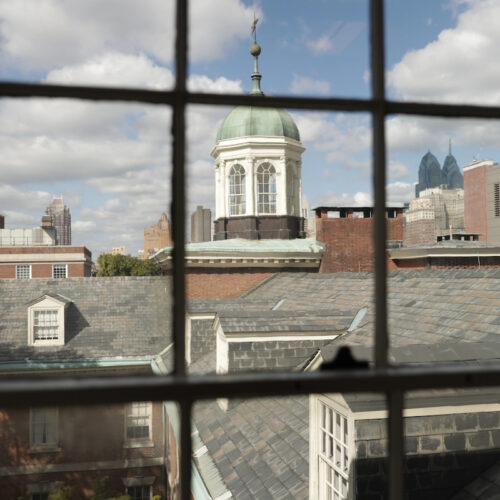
(97, 253, 162, 277)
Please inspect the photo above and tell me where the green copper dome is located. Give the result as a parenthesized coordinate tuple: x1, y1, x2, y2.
(216, 106, 300, 142)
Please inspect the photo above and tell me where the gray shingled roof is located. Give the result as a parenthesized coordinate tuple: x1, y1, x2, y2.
(0, 276, 171, 364)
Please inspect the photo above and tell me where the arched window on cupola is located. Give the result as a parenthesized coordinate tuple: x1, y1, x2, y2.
(257, 163, 277, 214)
(228, 164, 246, 216)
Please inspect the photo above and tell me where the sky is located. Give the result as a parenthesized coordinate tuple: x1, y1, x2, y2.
(1, 0, 500, 257)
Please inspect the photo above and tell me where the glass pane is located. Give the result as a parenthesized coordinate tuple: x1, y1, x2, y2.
(1, 402, 170, 498)
(386, 1, 500, 106)
(188, 0, 370, 99)
(0, 1, 175, 89)
(193, 397, 309, 498)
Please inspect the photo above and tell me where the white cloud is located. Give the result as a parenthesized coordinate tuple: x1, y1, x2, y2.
(0, 184, 52, 212)
(388, 0, 500, 104)
(388, 161, 410, 180)
(0, 0, 260, 74)
(290, 74, 330, 95)
(305, 22, 365, 55)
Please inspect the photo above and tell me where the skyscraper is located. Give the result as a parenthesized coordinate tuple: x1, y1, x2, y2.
(46, 197, 71, 245)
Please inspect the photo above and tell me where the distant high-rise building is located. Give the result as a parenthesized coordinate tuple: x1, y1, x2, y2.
(144, 212, 173, 258)
(0, 214, 4, 229)
(46, 197, 71, 245)
(415, 145, 463, 197)
(190, 206, 212, 243)
(111, 246, 126, 256)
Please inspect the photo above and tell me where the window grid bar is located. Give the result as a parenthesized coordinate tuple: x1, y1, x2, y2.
(388, 389, 404, 499)
(4, 81, 500, 120)
(2, 364, 500, 408)
(173, 1, 190, 500)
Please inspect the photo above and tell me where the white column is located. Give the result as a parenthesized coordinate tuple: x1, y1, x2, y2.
(246, 156, 256, 216)
(277, 156, 287, 215)
(297, 160, 303, 217)
(218, 160, 226, 218)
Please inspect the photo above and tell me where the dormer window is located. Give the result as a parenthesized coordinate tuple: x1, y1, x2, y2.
(27, 294, 71, 346)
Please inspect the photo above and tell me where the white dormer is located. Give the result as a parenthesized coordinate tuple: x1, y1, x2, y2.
(27, 294, 71, 346)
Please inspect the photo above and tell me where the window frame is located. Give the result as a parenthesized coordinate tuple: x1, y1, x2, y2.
(29, 407, 59, 453)
(52, 263, 67, 278)
(228, 163, 246, 216)
(28, 296, 67, 346)
(124, 401, 153, 448)
(16, 264, 32, 279)
(3, 1, 500, 499)
(256, 162, 277, 214)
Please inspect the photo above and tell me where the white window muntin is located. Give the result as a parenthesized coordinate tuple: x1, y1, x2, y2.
(125, 401, 153, 446)
(30, 407, 58, 451)
(314, 396, 353, 500)
(228, 164, 246, 216)
(126, 485, 152, 500)
(52, 264, 67, 278)
(257, 162, 277, 214)
(28, 296, 67, 346)
(16, 264, 31, 279)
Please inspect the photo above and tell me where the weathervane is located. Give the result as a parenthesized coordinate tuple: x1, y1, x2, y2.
(251, 13, 259, 43)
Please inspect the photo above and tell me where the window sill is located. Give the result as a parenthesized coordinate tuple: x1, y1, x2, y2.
(123, 440, 154, 449)
(28, 445, 61, 454)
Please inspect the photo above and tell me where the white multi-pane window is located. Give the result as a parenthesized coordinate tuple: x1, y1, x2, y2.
(30, 408, 58, 449)
(229, 164, 246, 215)
(126, 485, 152, 500)
(52, 264, 67, 278)
(33, 310, 59, 341)
(125, 402, 152, 444)
(257, 162, 277, 214)
(319, 403, 349, 500)
(16, 264, 31, 279)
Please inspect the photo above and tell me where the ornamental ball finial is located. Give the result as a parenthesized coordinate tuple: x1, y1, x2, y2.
(250, 42, 261, 57)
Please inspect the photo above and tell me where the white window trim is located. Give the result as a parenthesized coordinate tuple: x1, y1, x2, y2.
(27, 296, 68, 347)
(52, 263, 68, 278)
(16, 264, 32, 279)
(124, 401, 154, 448)
(310, 394, 355, 500)
(29, 407, 60, 453)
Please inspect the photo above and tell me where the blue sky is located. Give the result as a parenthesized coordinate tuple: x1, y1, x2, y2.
(0, 0, 499, 256)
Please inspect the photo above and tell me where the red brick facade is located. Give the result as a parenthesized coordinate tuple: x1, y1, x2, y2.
(0, 246, 92, 278)
(0, 402, 165, 499)
(464, 164, 488, 240)
(184, 267, 316, 299)
(315, 207, 404, 273)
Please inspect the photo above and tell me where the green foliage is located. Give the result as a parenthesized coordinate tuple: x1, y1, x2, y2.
(48, 482, 74, 500)
(97, 253, 161, 277)
(89, 476, 130, 500)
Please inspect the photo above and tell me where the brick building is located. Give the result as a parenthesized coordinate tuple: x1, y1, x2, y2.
(0, 245, 92, 278)
(0, 277, 170, 499)
(144, 212, 173, 259)
(464, 159, 500, 242)
(314, 206, 404, 273)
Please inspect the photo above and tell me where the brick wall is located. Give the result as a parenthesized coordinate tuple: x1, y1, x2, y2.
(0, 262, 91, 278)
(0, 403, 165, 498)
(403, 219, 436, 246)
(354, 412, 500, 500)
(316, 213, 403, 273)
(465, 165, 488, 240)
(183, 267, 316, 299)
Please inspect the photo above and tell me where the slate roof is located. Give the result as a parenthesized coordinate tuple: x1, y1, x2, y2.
(187, 269, 500, 499)
(0, 276, 171, 364)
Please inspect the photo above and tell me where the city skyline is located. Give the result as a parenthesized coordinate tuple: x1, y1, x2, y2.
(1, 0, 500, 256)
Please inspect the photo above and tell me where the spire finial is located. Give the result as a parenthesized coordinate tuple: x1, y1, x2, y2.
(249, 14, 263, 96)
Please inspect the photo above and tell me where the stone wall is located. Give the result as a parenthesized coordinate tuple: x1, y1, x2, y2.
(228, 338, 329, 371)
(190, 318, 215, 364)
(354, 412, 500, 499)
